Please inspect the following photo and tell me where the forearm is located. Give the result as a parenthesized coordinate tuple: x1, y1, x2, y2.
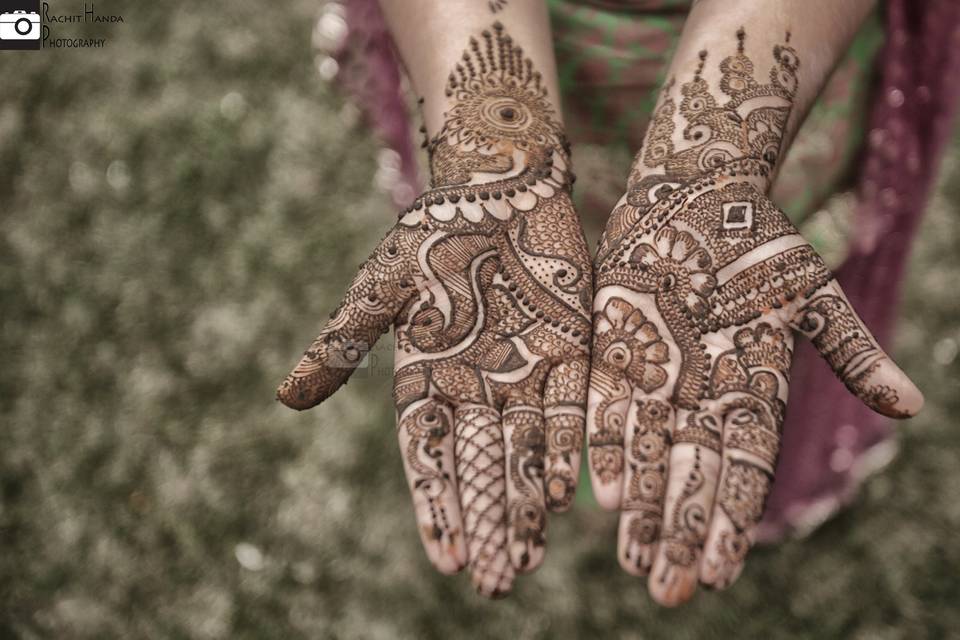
(632, 0, 876, 194)
(378, 0, 562, 136)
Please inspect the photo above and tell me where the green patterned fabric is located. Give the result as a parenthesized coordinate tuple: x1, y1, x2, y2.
(549, 0, 883, 226)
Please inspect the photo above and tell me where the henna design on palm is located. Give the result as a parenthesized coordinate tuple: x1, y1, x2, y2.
(587, 29, 923, 606)
(278, 23, 591, 598)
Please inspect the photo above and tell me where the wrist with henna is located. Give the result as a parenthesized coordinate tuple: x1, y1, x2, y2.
(587, 28, 922, 606)
(278, 22, 592, 597)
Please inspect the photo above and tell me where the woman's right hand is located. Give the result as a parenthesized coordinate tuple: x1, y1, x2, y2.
(278, 23, 592, 598)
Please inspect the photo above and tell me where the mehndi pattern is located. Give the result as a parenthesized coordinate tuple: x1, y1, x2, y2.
(589, 28, 920, 603)
(279, 22, 591, 597)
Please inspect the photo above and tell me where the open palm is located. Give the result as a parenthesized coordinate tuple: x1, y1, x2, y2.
(278, 23, 591, 597)
(587, 29, 922, 606)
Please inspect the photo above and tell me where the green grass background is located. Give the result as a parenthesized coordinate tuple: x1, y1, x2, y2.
(1, 1, 958, 638)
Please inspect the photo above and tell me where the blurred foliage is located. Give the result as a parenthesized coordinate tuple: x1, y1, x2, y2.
(1, 1, 959, 638)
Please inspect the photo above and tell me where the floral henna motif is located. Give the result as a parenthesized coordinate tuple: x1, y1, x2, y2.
(620, 397, 672, 573)
(503, 402, 547, 571)
(278, 23, 591, 597)
(588, 28, 920, 603)
(663, 444, 710, 569)
(699, 323, 789, 583)
(543, 357, 587, 511)
(399, 402, 462, 557)
(789, 294, 912, 418)
(590, 298, 669, 486)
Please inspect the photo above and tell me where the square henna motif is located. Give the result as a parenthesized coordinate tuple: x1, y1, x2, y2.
(722, 201, 754, 230)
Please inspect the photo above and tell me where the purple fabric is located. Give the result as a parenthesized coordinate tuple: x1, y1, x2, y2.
(333, 0, 419, 207)
(758, 0, 960, 540)
(334, 0, 960, 540)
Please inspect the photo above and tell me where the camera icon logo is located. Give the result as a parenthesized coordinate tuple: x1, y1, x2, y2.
(327, 339, 371, 370)
(0, 10, 39, 39)
(0, 0, 41, 50)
